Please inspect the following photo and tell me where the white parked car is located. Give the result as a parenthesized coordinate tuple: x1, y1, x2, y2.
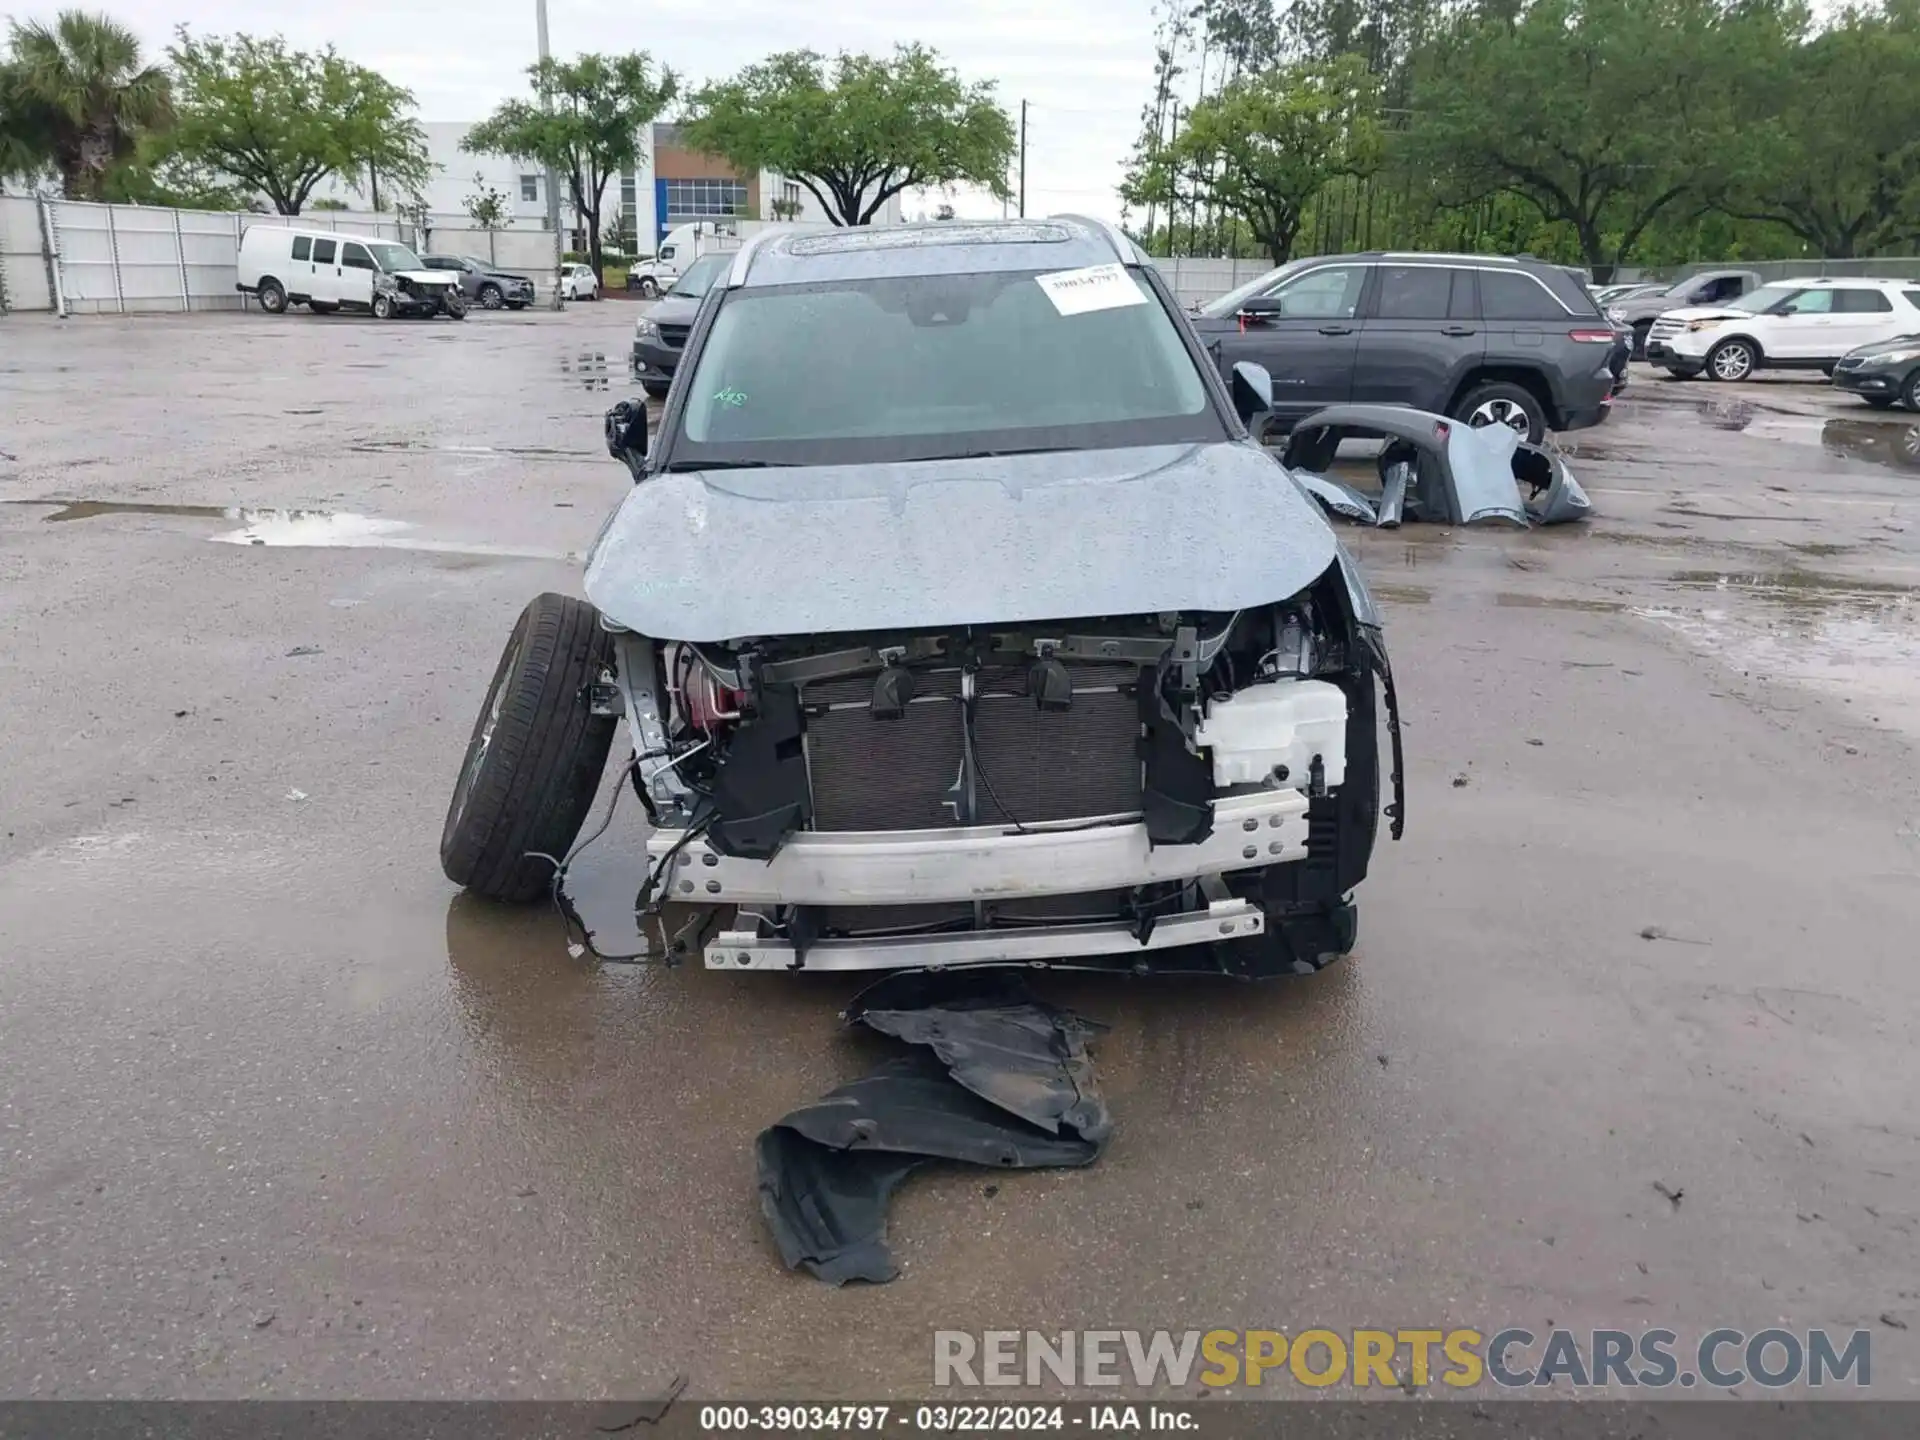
(559, 262, 599, 301)
(1644, 277, 1920, 382)
(236, 225, 464, 319)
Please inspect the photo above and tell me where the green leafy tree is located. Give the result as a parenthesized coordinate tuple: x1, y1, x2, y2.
(681, 45, 1014, 226)
(1125, 55, 1384, 264)
(463, 53, 677, 280)
(1715, 3, 1920, 256)
(1403, 0, 1770, 270)
(100, 138, 252, 210)
(163, 30, 430, 215)
(0, 10, 172, 200)
(464, 174, 510, 229)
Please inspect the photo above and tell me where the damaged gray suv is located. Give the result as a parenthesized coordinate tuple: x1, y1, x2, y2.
(439, 217, 1404, 977)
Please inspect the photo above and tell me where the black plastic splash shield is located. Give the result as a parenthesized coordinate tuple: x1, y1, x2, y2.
(755, 971, 1111, 1285)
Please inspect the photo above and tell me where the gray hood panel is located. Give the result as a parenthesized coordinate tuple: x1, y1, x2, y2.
(584, 442, 1339, 640)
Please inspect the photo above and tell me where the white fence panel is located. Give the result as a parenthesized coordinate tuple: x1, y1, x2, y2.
(49, 202, 121, 313)
(0, 194, 53, 312)
(112, 205, 190, 311)
(420, 225, 564, 276)
(181, 209, 245, 310)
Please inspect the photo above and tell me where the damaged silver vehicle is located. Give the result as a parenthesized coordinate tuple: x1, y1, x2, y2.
(439, 218, 1404, 977)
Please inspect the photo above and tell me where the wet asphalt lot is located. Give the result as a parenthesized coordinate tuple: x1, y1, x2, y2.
(2, 308, 1918, 1400)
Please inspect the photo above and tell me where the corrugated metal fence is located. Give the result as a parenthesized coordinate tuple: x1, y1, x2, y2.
(9, 196, 1920, 317)
(0, 195, 411, 315)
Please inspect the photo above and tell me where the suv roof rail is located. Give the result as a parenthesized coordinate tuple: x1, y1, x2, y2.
(1049, 212, 1144, 264)
(725, 225, 797, 288)
(1376, 249, 1522, 265)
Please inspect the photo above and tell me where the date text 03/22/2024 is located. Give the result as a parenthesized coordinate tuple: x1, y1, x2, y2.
(697, 1405, 1186, 1432)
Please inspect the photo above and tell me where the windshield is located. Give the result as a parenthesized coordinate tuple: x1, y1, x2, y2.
(1727, 283, 1799, 313)
(1199, 259, 1309, 318)
(669, 252, 730, 299)
(367, 242, 423, 273)
(670, 267, 1224, 467)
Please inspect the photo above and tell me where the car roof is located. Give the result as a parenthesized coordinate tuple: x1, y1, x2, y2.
(727, 215, 1144, 288)
(1768, 276, 1914, 288)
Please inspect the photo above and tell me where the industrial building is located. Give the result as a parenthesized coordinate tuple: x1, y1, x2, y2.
(312, 120, 903, 251)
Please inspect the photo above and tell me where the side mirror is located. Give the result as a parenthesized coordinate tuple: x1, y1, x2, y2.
(1230, 360, 1275, 431)
(605, 397, 649, 480)
(1776, 303, 1798, 316)
(1235, 295, 1286, 325)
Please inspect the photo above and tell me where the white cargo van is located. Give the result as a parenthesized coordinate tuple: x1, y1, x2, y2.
(236, 226, 465, 319)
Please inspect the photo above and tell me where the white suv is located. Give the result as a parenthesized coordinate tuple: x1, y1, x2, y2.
(1644, 277, 1920, 382)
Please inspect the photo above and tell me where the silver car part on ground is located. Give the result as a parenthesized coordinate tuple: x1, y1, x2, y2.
(1280, 404, 1593, 531)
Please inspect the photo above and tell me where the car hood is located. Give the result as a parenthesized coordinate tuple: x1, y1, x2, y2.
(1843, 333, 1920, 360)
(643, 293, 704, 324)
(583, 441, 1340, 641)
(481, 269, 531, 283)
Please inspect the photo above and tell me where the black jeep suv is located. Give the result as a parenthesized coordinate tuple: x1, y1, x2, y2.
(1191, 252, 1621, 443)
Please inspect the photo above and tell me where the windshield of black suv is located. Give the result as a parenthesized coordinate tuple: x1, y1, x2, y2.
(668, 267, 1225, 467)
(367, 242, 424, 273)
(668, 252, 730, 299)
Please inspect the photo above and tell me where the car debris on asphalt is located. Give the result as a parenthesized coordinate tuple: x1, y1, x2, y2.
(1279, 404, 1593, 529)
(756, 969, 1112, 1285)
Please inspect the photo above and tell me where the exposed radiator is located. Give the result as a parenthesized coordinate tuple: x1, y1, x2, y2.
(802, 662, 1143, 832)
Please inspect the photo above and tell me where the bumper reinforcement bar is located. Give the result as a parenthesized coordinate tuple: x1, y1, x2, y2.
(646, 790, 1313, 907)
(705, 899, 1265, 972)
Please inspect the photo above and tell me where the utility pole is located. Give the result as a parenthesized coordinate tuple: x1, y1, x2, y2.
(536, 0, 565, 309)
(1017, 100, 1027, 219)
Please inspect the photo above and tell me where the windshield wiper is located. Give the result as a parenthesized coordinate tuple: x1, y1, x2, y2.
(661, 458, 796, 472)
(949, 445, 1074, 459)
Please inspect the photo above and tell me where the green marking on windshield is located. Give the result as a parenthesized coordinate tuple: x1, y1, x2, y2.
(712, 386, 747, 407)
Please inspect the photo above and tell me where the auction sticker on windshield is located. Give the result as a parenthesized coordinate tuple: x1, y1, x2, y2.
(1035, 263, 1149, 317)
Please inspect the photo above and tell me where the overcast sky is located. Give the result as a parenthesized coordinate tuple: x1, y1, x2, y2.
(58, 0, 1160, 220)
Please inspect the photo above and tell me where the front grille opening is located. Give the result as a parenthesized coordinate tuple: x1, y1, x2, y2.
(802, 662, 1144, 832)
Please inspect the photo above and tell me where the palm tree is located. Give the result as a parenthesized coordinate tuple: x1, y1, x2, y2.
(3, 11, 172, 200)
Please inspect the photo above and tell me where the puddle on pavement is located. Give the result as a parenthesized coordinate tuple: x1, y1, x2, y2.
(1372, 583, 1432, 605)
(560, 352, 612, 392)
(4, 499, 242, 523)
(1822, 420, 1920, 472)
(6, 498, 570, 561)
(212, 510, 571, 559)
(348, 440, 597, 460)
(1495, 591, 1626, 613)
(1641, 568, 1920, 741)
(1666, 569, 1916, 603)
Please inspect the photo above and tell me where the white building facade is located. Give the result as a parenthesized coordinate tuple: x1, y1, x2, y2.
(313, 121, 901, 252)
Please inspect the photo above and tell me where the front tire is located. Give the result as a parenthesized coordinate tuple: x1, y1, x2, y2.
(1903, 370, 1920, 412)
(637, 277, 659, 299)
(641, 380, 670, 400)
(443, 292, 468, 320)
(478, 283, 504, 310)
(1706, 337, 1757, 382)
(372, 293, 395, 320)
(441, 593, 618, 904)
(1631, 320, 1652, 361)
(257, 279, 288, 314)
(1453, 380, 1546, 443)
